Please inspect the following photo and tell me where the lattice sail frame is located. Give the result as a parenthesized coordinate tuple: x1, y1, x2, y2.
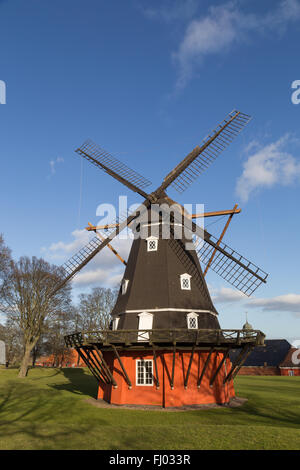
(54, 204, 147, 292)
(168, 111, 251, 193)
(76, 139, 152, 189)
(194, 233, 268, 296)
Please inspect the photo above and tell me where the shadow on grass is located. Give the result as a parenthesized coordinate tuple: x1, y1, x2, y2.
(51, 368, 98, 399)
(0, 381, 91, 447)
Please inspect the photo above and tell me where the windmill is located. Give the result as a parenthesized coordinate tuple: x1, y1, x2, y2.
(61, 110, 267, 407)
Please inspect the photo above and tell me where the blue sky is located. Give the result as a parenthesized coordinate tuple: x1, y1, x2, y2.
(1, 0, 300, 341)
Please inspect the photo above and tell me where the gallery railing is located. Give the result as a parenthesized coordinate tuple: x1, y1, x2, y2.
(65, 328, 265, 349)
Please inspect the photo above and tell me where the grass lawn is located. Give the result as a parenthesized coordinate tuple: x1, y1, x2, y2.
(0, 367, 299, 450)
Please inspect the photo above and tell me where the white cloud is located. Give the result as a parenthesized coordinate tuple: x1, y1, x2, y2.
(246, 293, 300, 317)
(49, 157, 64, 177)
(236, 134, 300, 202)
(172, 0, 300, 88)
(41, 230, 133, 289)
(73, 268, 123, 288)
(211, 286, 246, 304)
(42, 229, 91, 260)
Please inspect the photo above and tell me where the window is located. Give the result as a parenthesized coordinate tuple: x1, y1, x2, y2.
(112, 317, 120, 330)
(288, 370, 295, 376)
(121, 279, 129, 295)
(137, 312, 153, 341)
(146, 236, 158, 252)
(187, 312, 198, 329)
(136, 359, 153, 386)
(180, 273, 191, 290)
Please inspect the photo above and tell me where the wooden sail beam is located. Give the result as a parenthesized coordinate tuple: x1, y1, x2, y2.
(86, 223, 120, 231)
(203, 204, 239, 277)
(86, 222, 127, 266)
(190, 207, 241, 219)
(86, 207, 241, 231)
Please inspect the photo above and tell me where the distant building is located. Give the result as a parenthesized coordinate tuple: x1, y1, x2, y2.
(230, 339, 299, 376)
(279, 348, 300, 376)
(0, 340, 5, 365)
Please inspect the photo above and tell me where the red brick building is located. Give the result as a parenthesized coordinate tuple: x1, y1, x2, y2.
(279, 348, 300, 376)
(230, 340, 300, 376)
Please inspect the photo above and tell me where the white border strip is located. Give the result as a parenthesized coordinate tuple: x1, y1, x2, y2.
(123, 308, 218, 317)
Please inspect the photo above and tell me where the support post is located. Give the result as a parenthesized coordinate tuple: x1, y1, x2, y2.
(152, 346, 160, 389)
(111, 345, 132, 389)
(209, 349, 230, 386)
(94, 344, 118, 388)
(88, 348, 112, 384)
(197, 348, 214, 388)
(83, 347, 111, 384)
(184, 346, 195, 389)
(75, 347, 102, 383)
(170, 344, 176, 389)
(223, 345, 251, 384)
(231, 347, 253, 380)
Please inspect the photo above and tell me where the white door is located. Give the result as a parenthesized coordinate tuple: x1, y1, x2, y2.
(137, 312, 153, 342)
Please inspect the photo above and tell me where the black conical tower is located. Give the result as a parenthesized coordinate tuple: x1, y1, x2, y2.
(111, 199, 220, 331)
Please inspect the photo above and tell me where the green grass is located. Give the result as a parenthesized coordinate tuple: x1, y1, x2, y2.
(0, 367, 299, 449)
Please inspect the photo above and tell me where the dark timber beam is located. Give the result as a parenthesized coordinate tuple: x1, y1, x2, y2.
(75, 347, 102, 383)
(231, 347, 253, 381)
(209, 349, 230, 387)
(111, 345, 132, 389)
(94, 344, 118, 388)
(88, 348, 112, 384)
(170, 344, 176, 389)
(152, 346, 160, 389)
(83, 347, 110, 384)
(223, 345, 251, 384)
(184, 345, 195, 389)
(197, 348, 214, 388)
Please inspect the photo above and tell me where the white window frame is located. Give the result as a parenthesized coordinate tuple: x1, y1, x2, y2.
(136, 359, 154, 386)
(180, 273, 192, 290)
(137, 311, 154, 342)
(146, 236, 158, 252)
(121, 279, 129, 295)
(288, 370, 295, 376)
(112, 317, 120, 330)
(186, 312, 198, 329)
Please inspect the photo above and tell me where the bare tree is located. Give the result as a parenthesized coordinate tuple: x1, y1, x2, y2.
(41, 307, 74, 367)
(0, 318, 23, 367)
(76, 287, 117, 331)
(2, 256, 71, 377)
(0, 234, 11, 298)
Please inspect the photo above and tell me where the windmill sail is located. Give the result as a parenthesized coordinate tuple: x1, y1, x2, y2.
(50, 202, 149, 295)
(76, 139, 152, 198)
(160, 110, 251, 194)
(195, 232, 268, 296)
(155, 201, 268, 296)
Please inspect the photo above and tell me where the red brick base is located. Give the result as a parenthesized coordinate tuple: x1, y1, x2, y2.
(98, 349, 235, 407)
(237, 366, 280, 376)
